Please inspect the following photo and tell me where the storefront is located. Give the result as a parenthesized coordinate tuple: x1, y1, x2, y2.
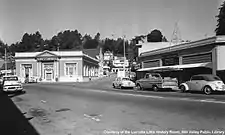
(15, 50, 99, 83)
(137, 36, 225, 83)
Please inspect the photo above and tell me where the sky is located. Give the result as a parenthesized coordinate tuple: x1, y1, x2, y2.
(0, 0, 223, 45)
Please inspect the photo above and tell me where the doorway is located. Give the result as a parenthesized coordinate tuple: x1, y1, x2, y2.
(45, 70, 53, 81)
(43, 63, 54, 81)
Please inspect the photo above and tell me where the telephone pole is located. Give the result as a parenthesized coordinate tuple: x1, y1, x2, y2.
(123, 35, 126, 70)
(4, 48, 7, 71)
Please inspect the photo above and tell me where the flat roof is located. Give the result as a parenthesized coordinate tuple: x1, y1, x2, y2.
(15, 50, 99, 62)
(139, 36, 225, 57)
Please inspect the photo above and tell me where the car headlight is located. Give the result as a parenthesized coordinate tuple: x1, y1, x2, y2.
(211, 83, 219, 89)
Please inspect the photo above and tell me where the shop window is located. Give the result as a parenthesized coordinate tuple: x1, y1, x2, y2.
(143, 60, 160, 68)
(162, 56, 179, 66)
(65, 63, 77, 76)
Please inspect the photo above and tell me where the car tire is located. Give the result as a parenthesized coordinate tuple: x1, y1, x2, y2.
(136, 84, 143, 90)
(113, 84, 115, 88)
(203, 86, 212, 95)
(180, 85, 186, 93)
(152, 85, 159, 92)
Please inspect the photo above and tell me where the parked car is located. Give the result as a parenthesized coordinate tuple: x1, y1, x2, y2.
(112, 77, 136, 89)
(179, 74, 225, 95)
(2, 75, 24, 93)
(135, 73, 179, 91)
(29, 76, 38, 83)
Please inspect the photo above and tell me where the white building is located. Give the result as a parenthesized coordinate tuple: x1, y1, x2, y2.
(15, 50, 99, 83)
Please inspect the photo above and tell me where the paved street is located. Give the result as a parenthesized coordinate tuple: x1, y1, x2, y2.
(10, 76, 225, 135)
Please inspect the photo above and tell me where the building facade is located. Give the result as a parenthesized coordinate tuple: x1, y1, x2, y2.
(15, 50, 99, 83)
(111, 56, 130, 73)
(136, 36, 225, 83)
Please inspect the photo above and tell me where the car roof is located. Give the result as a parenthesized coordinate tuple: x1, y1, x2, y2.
(116, 77, 129, 79)
(192, 74, 218, 77)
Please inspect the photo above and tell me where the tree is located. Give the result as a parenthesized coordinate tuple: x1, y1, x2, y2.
(102, 38, 115, 53)
(216, 1, 225, 35)
(0, 40, 7, 57)
(133, 35, 146, 44)
(147, 29, 163, 42)
(50, 30, 83, 50)
(162, 36, 168, 42)
(83, 33, 100, 49)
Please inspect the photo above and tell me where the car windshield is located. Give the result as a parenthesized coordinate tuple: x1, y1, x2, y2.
(4, 77, 18, 81)
(122, 78, 130, 81)
(204, 75, 221, 81)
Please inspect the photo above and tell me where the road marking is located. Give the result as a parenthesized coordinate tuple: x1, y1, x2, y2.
(82, 88, 225, 104)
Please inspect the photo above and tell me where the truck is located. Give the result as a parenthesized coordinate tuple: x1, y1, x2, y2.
(135, 73, 179, 91)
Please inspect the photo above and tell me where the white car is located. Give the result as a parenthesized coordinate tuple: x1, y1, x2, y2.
(112, 77, 136, 89)
(179, 74, 225, 95)
(2, 75, 24, 93)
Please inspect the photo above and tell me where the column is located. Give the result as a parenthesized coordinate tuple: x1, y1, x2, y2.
(159, 59, 163, 67)
(83, 66, 86, 76)
(37, 61, 39, 77)
(54, 60, 57, 81)
(212, 47, 217, 75)
(179, 56, 182, 65)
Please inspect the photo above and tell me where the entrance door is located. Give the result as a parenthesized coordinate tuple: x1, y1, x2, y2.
(45, 71, 53, 81)
(43, 63, 54, 81)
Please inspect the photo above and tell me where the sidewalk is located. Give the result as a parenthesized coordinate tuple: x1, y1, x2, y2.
(0, 92, 40, 135)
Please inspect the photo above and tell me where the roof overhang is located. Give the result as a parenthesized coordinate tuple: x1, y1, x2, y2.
(137, 62, 212, 72)
(140, 36, 225, 57)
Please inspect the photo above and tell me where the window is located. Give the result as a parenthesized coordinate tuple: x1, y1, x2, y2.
(191, 76, 204, 81)
(65, 63, 77, 76)
(122, 78, 130, 81)
(204, 75, 221, 81)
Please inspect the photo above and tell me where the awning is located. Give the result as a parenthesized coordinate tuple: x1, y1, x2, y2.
(172, 62, 212, 69)
(137, 62, 212, 72)
(137, 66, 177, 72)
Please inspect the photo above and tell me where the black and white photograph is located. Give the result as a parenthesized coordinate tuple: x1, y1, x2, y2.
(0, 0, 225, 134)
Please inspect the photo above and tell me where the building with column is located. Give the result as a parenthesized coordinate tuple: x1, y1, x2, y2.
(136, 36, 225, 83)
(15, 50, 99, 83)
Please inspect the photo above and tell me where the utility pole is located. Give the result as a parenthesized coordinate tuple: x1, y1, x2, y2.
(4, 48, 7, 71)
(123, 35, 126, 77)
(57, 42, 59, 51)
(171, 22, 182, 45)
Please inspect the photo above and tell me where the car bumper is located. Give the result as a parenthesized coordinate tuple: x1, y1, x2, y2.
(3, 87, 23, 92)
(214, 88, 225, 91)
(162, 86, 179, 90)
(121, 84, 136, 88)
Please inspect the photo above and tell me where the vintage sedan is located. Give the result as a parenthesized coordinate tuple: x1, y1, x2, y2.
(2, 75, 24, 93)
(112, 77, 136, 89)
(179, 74, 225, 95)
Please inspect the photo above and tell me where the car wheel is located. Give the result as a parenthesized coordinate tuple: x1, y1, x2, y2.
(152, 85, 159, 92)
(113, 84, 115, 88)
(136, 84, 142, 90)
(180, 85, 186, 93)
(203, 86, 212, 95)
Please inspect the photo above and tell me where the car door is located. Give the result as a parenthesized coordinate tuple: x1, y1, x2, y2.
(142, 74, 150, 88)
(115, 78, 119, 87)
(188, 76, 204, 91)
(116, 77, 122, 87)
